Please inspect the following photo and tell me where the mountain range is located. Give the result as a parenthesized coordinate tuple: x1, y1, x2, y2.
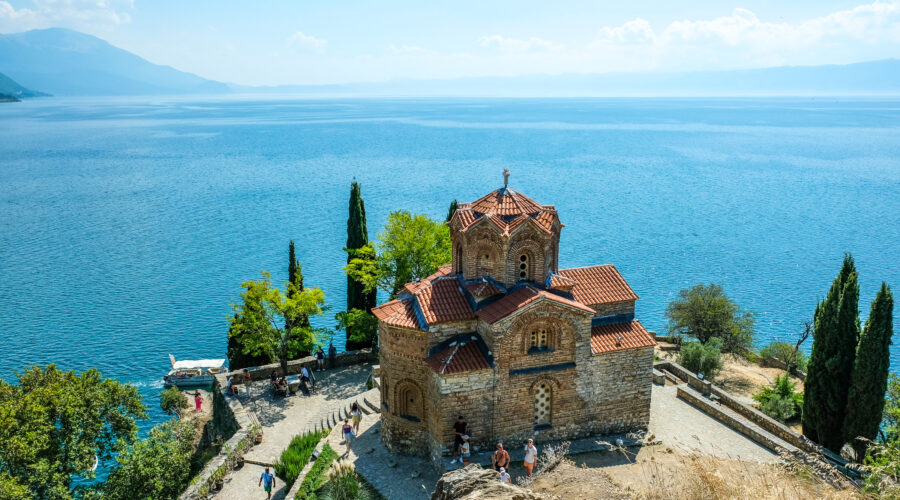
(1, 27, 899, 97)
(0, 70, 48, 101)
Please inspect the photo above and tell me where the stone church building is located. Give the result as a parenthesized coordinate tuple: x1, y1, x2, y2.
(372, 179, 655, 467)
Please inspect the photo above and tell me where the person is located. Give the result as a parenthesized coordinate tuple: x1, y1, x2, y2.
(258, 466, 276, 500)
(523, 438, 538, 477)
(450, 416, 469, 464)
(275, 377, 288, 396)
(316, 347, 325, 371)
(492, 442, 510, 471)
(460, 435, 471, 466)
(342, 418, 354, 450)
(226, 375, 238, 395)
(269, 371, 277, 387)
(300, 365, 314, 393)
(499, 467, 511, 484)
(328, 342, 337, 368)
(350, 402, 362, 434)
(243, 368, 252, 396)
(193, 391, 202, 412)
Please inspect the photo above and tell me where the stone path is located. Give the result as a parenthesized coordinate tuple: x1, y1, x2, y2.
(649, 384, 779, 463)
(212, 363, 374, 500)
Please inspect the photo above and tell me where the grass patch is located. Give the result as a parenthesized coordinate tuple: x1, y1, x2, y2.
(274, 430, 327, 490)
(295, 443, 338, 499)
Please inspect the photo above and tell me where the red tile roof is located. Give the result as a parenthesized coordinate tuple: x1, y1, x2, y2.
(451, 189, 559, 236)
(402, 265, 453, 295)
(465, 281, 504, 298)
(426, 339, 491, 375)
(476, 286, 594, 324)
(414, 277, 475, 324)
(371, 298, 422, 330)
(590, 320, 656, 354)
(547, 273, 577, 291)
(557, 265, 638, 305)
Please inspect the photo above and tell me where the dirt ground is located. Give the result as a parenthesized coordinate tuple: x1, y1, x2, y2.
(531, 445, 855, 500)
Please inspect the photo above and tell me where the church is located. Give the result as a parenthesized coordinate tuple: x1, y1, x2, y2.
(372, 173, 656, 468)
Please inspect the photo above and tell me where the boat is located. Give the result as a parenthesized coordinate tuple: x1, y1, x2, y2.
(163, 354, 226, 388)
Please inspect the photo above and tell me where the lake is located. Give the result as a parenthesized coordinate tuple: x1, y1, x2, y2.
(1, 96, 899, 431)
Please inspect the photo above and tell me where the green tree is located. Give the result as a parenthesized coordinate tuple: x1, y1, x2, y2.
(0, 472, 30, 500)
(335, 308, 379, 350)
(754, 374, 804, 423)
(665, 283, 756, 354)
(884, 373, 900, 442)
(0, 365, 147, 499)
(160, 386, 187, 417)
(677, 339, 724, 380)
(446, 199, 458, 223)
(843, 283, 894, 458)
(344, 210, 452, 299)
(227, 312, 272, 370)
(229, 271, 327, 376)
(759, 341, 809, 371)
(102, 419, 195, 500)
(803, 254, 861, 452)
(346, 182, 376, 312)
(286, 241, 311, 342)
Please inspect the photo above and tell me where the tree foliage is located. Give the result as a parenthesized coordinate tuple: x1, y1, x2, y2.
(665, 283, 756, 354)
(286, 240, 311, 341)
(446, 199, 458, 223)
(844, 283, 894, 457)
(0, 365, 147, 499)
(759, 341, 809, 371)
(803, 254, 861, 452)
(101, 419, 195, 500)
(229, 271, 327, 376)
(344, 210, 451, 299)
(886, 373, 900, 443)
(346, 182, 376, 311)
(160, 386, 187, 417)
(677, 339, 724, 380)
(335, 308, 379, 350)
(754, 374, 804, 423)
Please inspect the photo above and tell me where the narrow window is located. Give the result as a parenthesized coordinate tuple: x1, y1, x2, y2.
(519, 254, 529, 280)
(530, 328, 549, 350)
(534, 383, 551, 426)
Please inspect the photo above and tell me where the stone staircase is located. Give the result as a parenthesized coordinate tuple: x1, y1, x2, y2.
(309, 387, 381, 434)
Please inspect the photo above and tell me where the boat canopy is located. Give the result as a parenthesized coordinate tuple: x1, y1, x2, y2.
(171, 358, 226, 370)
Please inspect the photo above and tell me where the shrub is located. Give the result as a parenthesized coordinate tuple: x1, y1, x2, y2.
(677, 339, 724, 380)
(274, 430, 326, 490)
(325, 461, 360, 500)
(759, 341, 808, 371)
(296, 444, 338, 499)
(863, 438, 900, 497)
(160, 386, 188, 416)
(754, 374, 803, 423)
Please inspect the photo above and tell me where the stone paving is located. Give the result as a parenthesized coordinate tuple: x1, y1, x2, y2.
(648, 383, 778, 463)
(212, 362, 374, 500)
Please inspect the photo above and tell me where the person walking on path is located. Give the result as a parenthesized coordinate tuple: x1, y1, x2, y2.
(350, 402, 362, 434)
(243, 369, 252, 396)
(328, 343, 337, 368)
(258, 466, 276, 500)
(492, 442, 510, 471)
(499, 467, 511, 484)
(342, 418, 354, 452)
(450, 416, 469, 464)
(523, 438, 538, 477)
(316, 347, 326, 371)
(193, 391, 202, 412)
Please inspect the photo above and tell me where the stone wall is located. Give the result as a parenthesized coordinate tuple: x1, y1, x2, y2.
(586, 347, 654, 434)
(379, 323, 433, 456)
(589, 300, 635, 317)
(222, 348, 376, 383)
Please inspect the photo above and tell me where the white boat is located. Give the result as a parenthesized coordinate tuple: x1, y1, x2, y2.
(163, 355, 226, 388)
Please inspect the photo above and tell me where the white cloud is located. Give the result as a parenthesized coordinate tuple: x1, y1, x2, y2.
(286, 31, 326, 52)
(388, 43, 437, 56)
(0, 0, 133, 31)
(479, 34, 563, 52)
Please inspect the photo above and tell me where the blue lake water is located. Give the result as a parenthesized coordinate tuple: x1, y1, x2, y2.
(1, 96, 899, 433)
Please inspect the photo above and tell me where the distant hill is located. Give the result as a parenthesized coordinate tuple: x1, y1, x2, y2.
(0, 28, 229, 96)
(233, 59, 900, 97)
(0, 70, 49, 99)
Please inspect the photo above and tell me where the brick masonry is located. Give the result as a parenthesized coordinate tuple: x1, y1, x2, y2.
(380, 189, 654, 471)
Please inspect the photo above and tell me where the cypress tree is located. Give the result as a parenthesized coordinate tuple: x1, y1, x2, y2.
(346, 181, 376, 350)
(446, 199, 458, 223)
(843, 282, 894, 458)
(285, 241, 311, 357)
(803, 254, 860, 451)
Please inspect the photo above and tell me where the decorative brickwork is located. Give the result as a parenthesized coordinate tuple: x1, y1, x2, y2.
(375, 183, 655, 471)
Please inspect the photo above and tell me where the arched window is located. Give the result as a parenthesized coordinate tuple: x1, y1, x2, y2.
(396, 381, 424, 422)
(530, 328, 549, 350)
(518, 254, 529, 280)
(533, 382, 552, 427)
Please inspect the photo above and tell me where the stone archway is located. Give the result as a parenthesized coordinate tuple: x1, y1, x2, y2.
(395, 379, 424, 422)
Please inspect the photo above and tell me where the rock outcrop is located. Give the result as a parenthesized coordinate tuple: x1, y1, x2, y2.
(431, 465, 549, 500)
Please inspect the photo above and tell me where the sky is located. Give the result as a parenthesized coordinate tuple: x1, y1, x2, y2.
(1, 0, 899, 85)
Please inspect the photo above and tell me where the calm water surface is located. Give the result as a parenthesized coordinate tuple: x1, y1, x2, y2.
(1, 96, 899, 432)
